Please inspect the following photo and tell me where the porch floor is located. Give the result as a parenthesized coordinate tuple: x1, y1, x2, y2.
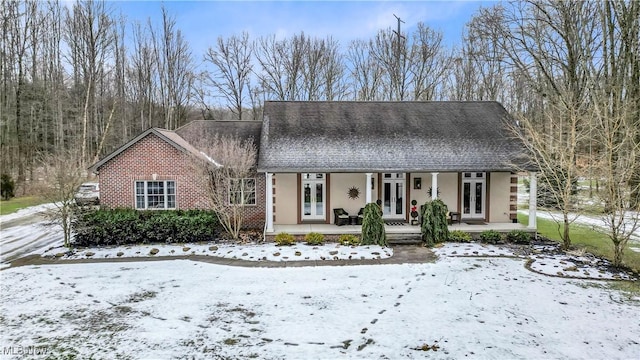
(269, 222, 533, 236)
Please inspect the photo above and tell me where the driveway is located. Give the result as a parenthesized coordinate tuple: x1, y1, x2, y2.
(0, 203, 63, 267)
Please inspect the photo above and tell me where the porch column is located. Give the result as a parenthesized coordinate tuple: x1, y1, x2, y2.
(431, 172, 439, 200)
(365, 173, 373, 203)
(265, 172, 274, 233)
(528, 172, 537, 229)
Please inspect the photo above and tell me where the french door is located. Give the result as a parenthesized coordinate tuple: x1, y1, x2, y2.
(301, 173, 326, 221)
(382, 173, 405, 219)
(462, 172, 486, 219)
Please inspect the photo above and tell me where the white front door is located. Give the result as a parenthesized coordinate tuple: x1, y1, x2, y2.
(461, 172, 486, 219)
(301, 173, 326, 221)
(382, 173, 405, 219)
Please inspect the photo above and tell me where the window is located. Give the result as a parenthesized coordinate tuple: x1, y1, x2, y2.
(229, 178, 256, 205)
(135, 181, 176, 209)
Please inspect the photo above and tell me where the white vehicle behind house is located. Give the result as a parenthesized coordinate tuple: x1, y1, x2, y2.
(74, 182, 100, 205)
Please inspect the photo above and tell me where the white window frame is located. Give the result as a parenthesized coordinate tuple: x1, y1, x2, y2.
(135, 180, 176, 210)
(228, 178, 256, 206)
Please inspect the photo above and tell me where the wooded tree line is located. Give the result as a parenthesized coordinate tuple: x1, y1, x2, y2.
(1, 1, 639, 214)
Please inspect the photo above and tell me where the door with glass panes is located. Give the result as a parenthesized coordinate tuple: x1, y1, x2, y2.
(301, 173, 326, 221)
(461, 172, 486, 219)
(382, 173, 405, 219)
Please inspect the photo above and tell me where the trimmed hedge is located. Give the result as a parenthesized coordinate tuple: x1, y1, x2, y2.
(72, 209, 220, 246)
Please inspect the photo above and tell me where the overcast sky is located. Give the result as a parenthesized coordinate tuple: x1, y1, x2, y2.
(112, 0, 495, 55)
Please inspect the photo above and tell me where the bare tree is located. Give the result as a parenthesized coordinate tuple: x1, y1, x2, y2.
(369, 27, 409, 100)
(589, 0, 640, 267)
(204, 32, 253, 119)
(193, 135, 257, 240)
(150, 6, 195, 129)
(347, 39, 384, 101)
(499, 0, 599, 249)
(408, 22, 449, 101)
(37, 150, 87, 248)
(64, 0, 115, 167)
(254, 33, 306, 101)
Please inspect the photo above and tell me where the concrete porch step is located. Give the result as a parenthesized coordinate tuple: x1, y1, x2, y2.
(386, 233, 422, 246)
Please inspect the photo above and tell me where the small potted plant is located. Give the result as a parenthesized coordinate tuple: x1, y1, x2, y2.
(410, 200, 419, 225)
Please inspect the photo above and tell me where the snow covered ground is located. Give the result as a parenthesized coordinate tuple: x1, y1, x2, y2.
(0, 203, 64, 269)
(44, 242, 394, 262)
(1, 255, 638, 359)
(2, 203, 639, 358)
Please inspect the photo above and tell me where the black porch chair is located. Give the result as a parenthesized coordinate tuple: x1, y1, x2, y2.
(333, 208, 350, 226)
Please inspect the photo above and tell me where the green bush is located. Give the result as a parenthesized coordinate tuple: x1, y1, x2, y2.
(338, 234, 360, 246)
(1, 174, 15, 200)
(72, 209, 219, 246)
(479, 230, 503, 244)
(361, 203, 387, 246)
(507, 230, 532, 244)
(448, 230, 472, 243)
(274, 232, 296, 246)
(305, 232, 325, 245)
(421, 199, 449, 246)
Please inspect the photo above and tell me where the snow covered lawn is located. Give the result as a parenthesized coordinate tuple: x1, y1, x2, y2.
(1, 256, 638, 359)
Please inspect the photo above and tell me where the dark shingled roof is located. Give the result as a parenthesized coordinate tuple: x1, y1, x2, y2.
(257, 101, 531, 173)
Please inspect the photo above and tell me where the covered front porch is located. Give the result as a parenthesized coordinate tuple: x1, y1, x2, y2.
(264, 171, 539, 233)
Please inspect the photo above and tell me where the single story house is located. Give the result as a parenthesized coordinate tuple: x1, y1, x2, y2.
(91, 101, 538, 237)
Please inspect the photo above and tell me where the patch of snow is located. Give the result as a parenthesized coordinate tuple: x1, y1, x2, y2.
(433, 243, 636, 281)
(43, 242, 393, 262)
(0, 203, 57, 223)
(1, 258, 638, 359)
(434, 242, 518, 258)
(1, 204, 65, 265)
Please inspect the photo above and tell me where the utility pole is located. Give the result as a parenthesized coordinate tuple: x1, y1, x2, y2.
(393, 14, 405, 61)
(392, 14, 406, 100)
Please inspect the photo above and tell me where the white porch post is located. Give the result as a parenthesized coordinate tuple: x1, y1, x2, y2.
(365, 173, 373, 203)
(265, 172, 274, 233)
(528, 172, 537, 229)
(431, 172, 439, 200)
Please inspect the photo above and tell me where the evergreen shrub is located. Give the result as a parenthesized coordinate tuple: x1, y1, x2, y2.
(338, 234, 360, 246)
(72, 209, 219, 246)
(361, 203, 387, 246)
(1, 174, 15, 200)
(305, 232, 325, 245)
(448, 230, 472, 243)
(421, 199, 449, 246)
(479, 230, 503, 244)
(507, 230, 532, 244)
(274, 232, 296, 246)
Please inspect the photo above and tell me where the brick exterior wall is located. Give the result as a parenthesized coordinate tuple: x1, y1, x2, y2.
(98, 133, 265, 229)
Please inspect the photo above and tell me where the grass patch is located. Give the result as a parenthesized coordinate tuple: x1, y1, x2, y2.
(607, 281, 640, 298)
(0, 196, 46, 215)
(519, 213, 640, 272)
